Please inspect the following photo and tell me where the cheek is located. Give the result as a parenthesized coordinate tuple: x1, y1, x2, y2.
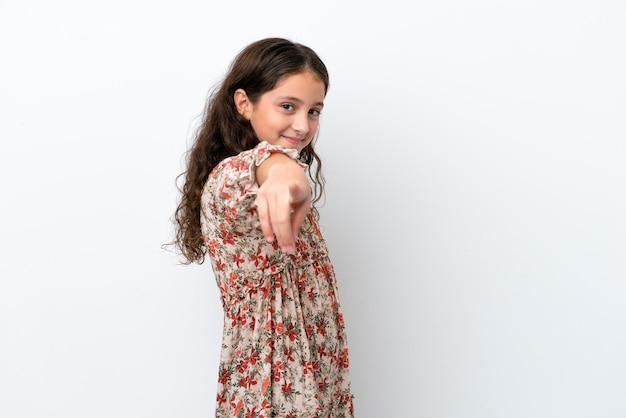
(303, 134, 315, 149)
(250, 118, 268, 138)
(306, 117, 318, 131)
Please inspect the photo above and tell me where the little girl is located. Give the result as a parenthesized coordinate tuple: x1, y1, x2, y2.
(171, 37, 354, 417)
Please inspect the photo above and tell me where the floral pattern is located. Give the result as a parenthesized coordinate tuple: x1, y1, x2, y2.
(201, 141, 354, 417)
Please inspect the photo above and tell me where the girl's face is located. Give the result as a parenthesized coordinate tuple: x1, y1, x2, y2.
(235, 71, 326, 153)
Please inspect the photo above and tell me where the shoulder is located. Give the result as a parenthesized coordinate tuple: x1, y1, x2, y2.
(215, 142, 306, 174)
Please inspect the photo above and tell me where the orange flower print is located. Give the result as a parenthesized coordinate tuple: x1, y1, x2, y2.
(305, 323, 314, 337)
(272, 361, 285, 382)
(317, 345, 327, 358)
(230, 396, 244, 416)
(339, 348, 350, 369)
(238, 374, 257, 389)
(231, 252, 245, 267)
(330, 348, 338, 366)
(261, 376, 271, 394)
(285, 323, 298, 342)
(302, 360, 319, 375)
(315, 319, 326, 337)
(218, 223, 235, 245)
(218, 367, 231, 384)
(281, 381, 293, 394)
(207, 239, 220, 258)
(223, 205, 237, 223)
(318, 377, 328, 392)
(218, 183, 231, 200)
(283, 348, 295, 362)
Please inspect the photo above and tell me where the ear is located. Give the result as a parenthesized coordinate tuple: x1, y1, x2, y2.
(234, 89, 251, 120)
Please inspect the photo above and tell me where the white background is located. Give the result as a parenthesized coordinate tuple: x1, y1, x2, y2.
(1, 1, 625, 417)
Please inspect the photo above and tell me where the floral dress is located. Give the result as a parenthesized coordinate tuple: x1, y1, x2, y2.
(201, 141, 354, 418)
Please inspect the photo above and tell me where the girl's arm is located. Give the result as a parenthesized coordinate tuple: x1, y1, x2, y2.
(255, 153, 311, 253)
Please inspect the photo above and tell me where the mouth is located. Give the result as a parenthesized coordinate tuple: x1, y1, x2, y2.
(282, 135, 302, 146)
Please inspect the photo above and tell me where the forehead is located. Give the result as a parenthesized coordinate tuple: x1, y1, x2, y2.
(269, 71, 326, 102)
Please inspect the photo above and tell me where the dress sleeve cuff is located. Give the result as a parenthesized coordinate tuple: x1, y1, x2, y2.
(251, 141, 307, 168)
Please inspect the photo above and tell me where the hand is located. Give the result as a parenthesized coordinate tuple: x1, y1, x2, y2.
(255, 154, 311, 253)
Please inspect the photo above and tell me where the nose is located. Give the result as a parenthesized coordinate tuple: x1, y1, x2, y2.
(292, 111, 310, 136)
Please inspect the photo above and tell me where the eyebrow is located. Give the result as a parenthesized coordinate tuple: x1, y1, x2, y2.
(278, 96, 324, 107)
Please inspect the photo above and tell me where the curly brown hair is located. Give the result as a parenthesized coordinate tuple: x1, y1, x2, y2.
(168, 38, 330, 264)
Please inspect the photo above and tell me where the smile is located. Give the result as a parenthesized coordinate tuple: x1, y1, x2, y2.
(282, 136, 302, 145)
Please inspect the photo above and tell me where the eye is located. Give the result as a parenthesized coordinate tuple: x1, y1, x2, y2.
(281, 103, 295, 111)
(309, 108, 322, 117)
